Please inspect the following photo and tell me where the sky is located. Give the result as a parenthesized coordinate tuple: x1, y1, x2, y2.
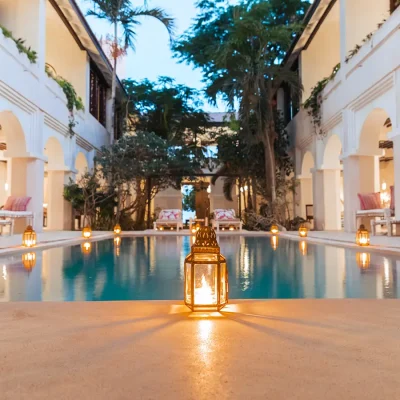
(78, 0, 226, 112)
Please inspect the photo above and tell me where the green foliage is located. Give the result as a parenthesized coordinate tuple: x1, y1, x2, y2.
(303, 63, 340, 136)
(0, 25, 37, 63)
(182, 186, 196, 212)
(174, 0, 308, 202)
(46, 66, 84, 135)
(122, 77, 209, 142)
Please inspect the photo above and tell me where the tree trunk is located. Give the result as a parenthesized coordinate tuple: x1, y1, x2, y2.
(263, 138, 276, 203)
(110, 22, 118, 143)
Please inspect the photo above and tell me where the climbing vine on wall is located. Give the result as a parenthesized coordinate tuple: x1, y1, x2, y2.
(0, 25, 37, 64)
(46, 66, 84, 136)
(303, 63, 340, 137)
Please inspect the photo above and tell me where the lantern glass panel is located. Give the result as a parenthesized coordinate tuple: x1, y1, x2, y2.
(194, 264, 218, 306)
(220, 262, 228, 304)
(193, 253, 218, 262)
(185, 261, 192, 304)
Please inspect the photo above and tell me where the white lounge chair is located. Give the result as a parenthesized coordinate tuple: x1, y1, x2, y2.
(212, 209, 242, 232)
(0, 196, 34, 235)
(153, 209, 183, 231)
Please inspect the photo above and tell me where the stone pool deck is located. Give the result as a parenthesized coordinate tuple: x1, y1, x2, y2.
(1, 300, 400, 399)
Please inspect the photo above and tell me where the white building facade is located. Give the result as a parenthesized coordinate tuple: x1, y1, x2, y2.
(0, 0, 123, 233)
(282, 0, 400, 232)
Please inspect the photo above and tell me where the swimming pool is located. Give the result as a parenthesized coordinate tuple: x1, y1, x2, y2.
(0, 236, 399, 301)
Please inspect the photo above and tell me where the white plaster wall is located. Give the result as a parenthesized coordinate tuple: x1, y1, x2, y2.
(344, 0, 390, 56)
(0, 0, 42, 53)
(301, 1, 341, 100)
(45, 0, 87, 105)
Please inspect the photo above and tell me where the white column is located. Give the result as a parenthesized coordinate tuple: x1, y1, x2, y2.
(392, 135, 400, 219)
(298, 176, 313, 220)
(7, 157, 44, 233)
(322, 169, 342, 230)
(47, 170, 74, 230)
(312, 169, 324, 230)
(343, 155, 379, 232)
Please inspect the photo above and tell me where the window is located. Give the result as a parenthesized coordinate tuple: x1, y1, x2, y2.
(90, 63, 107, 127)
(391, 0, 400, 13)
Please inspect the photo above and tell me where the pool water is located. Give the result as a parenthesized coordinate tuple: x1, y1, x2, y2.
(1, 236, 400, 302)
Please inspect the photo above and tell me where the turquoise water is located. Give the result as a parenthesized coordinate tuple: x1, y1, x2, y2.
(1, 236, 399, 301)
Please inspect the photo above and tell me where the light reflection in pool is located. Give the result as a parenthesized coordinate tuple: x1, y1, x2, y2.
(0, 236, 400, 302)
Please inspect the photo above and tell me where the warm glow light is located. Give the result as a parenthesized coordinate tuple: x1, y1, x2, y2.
(356, 252, 370, 269)
(299, 240, 307, 256)
(382, 182, 387, 191)
(270, 225, 279, 235)
(114, 236, 121, 247)
(4, 182, 8, 192)
(22, 225, 36, 248)
(191, 228, 197, 234)
(82, 226, 92, 239)
(159, 226, 164, 231)
(207, 186, 211, 194)
(22, 252, 36, 270)
(195, 274, 217, 305)
(299, 225, 308, 237)
(270, 235, 279, 250)
(113, 224, 122, 235)
(81, 242, 91, 254)
(356, 225, 370, 246)
(229, 226, 235, 231)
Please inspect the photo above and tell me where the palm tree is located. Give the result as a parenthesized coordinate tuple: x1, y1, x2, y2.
(85, 0, 175, 140)
(175, 0, 307, 202)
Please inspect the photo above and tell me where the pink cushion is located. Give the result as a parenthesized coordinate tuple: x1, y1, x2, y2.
(158, 209, 181, 221)
(358, 192, 381, 210)
(11, 196, 31, 211)
(3, 196, 16, 210)
(390, 186, 395, 210)
(214, 209, 236, 220)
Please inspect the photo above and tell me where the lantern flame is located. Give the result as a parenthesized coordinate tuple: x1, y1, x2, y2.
(195, 274, 216, 305)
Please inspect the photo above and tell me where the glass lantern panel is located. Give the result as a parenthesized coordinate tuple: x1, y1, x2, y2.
(220, 263, 227, 304)
(193, 264, 217, 305)
(185, 263, 192, 304)
(193, 253, 218, 262)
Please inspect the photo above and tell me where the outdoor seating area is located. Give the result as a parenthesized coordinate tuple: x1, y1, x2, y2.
(0, 196, 34, 236)
(153, 209, 183, 231)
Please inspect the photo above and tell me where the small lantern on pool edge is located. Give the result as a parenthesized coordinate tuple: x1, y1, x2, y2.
(299, 225, 308, 238)
(356, 224, 370, 246)
(22, 225, 36, 248)
(270, 235, 279, 251)
(184, 227, 228, 311)
(270, 224, 279, 235)
(82, 226, 92, 239)
(22, 252, 36, 270)
(114, 224, 121, 235)
(356, 252, 370, 270)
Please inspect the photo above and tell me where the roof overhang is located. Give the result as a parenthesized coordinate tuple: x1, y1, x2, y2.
(50, 0, 127, 99)
(284, 0, 337, 69)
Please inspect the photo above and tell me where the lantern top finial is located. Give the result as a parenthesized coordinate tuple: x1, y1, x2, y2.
(192, 227, 220, 253)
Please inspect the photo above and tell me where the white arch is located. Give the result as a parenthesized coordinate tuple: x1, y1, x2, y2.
(358, 108, 392, 155)
(0, 110, 27, 155)
(44, 136, 65, 170)
(75, 152, 89, 181)
(301, 151, 315, 178)
(323, 134, 342, 169)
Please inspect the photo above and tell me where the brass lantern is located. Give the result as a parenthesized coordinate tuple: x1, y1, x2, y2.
(81, 241, 92, 254)
(299, 225, 308, 238)
(270, 224, 279, 235)
(82, 226, 92, 239)
(356, 224, 370, 246)
(114, 224, 122, 235)
(22, 225, 36, 247)
(356, 252, 370, 270)
(22, 252, 36, 270)
(270, 235, 279, 251)
(184, 227, 228, 311)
